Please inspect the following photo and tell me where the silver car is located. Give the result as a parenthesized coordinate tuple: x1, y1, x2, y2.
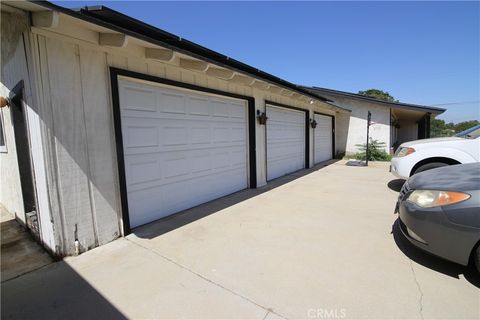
(396, 163, 480, 271)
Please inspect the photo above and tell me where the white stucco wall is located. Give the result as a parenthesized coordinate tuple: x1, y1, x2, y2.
(316, 93, 391, 155)
(0, 9, 29, 223)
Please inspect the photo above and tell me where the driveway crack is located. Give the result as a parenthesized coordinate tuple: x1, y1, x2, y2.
(409, 261, 424, 320)
(262, 310, 270, 320)
(126, 238, 287, 319)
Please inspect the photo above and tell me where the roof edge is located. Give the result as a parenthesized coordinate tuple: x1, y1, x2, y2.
(28, 1, 353, 114)
(303, 86, 446, 115)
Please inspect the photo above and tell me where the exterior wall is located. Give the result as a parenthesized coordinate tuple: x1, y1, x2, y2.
(0, 8, 26, 222)
(316, 94, 391, 155)
(397, 121, 418, 144)
(18, 12, 341, 255)
(1, 6, 56, 252)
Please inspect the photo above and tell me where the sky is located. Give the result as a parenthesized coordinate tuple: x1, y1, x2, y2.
(56, 1, 480, 123)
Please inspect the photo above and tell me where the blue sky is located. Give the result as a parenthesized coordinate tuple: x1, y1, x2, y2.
(56, 1, 479, 123)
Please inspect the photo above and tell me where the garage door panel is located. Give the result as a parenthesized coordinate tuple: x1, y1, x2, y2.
(266, 105, 305, 181)
(124, 125, 158, 148)
(127, 165, 247, 228)
(314, 113, 333, 164)
(119, 78, 249, 228)
(122, 85, 157, 112)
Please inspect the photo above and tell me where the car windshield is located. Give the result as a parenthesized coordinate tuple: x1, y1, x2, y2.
(455, 125, 480, 139)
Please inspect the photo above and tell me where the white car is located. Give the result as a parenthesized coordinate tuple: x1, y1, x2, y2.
(390, 125, 480, 179)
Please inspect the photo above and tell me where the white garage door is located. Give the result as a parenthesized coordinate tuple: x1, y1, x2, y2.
(314, 113, 333, 164)
(118, 78, 249, 228)
(266, 104, 306, 181)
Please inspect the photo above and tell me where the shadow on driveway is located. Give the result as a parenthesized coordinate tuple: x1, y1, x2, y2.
(132, 160, 340, 239)
(1, 261, 127, 320)
(391, 219, 480, 288)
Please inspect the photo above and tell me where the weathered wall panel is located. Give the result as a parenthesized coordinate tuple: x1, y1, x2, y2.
(44, 38, 96, 252)
(79, 46, 121, 245)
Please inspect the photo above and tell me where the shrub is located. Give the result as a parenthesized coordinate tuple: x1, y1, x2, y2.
(354, 138, 391, 161)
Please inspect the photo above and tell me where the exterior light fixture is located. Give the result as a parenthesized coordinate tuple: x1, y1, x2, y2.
(0, 97, 9, 108)
(310, 118, 317, 129)
(309, 100, 314, 105)
(257, 110, 268, 125)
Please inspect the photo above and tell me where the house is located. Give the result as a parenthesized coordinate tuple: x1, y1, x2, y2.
(303, 87, 445, 155)
(0, 1, 444, 256)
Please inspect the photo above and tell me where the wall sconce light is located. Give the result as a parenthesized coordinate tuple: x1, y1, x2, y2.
(310, 118, 317, 129)
(257, 110, 268, 125)
(0, 96, 9, 108)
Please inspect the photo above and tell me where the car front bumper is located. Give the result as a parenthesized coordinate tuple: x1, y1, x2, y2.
(397, 199, 475, 266)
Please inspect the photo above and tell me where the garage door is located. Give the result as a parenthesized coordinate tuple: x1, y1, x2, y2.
(266, 104, 306, 181)
(118, 78, 249, 228)
(314, 113, 333, 164)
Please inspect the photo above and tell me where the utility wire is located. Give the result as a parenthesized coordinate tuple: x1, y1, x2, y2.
(428, 100, 480, 106)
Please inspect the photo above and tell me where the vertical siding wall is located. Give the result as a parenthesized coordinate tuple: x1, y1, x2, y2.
(1, 7, 57, 251)
(29, 23, 339, 255)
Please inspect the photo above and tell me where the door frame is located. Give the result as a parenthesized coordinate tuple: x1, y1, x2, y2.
(264, 101, 309, 181)
(110, 67, 256, 235)
(9, 80, 38, 221)
(313, 111, 335, 164)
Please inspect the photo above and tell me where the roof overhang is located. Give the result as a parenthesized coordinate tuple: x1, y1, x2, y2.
(303, 86, 445, 115)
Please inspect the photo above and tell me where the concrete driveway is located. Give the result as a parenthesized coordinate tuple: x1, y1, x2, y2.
(2, 160, 479, 319)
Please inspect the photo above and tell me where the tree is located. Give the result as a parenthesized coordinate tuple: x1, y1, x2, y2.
(358, 89, 398, 103)
(430, 118, 479, 137)
(430, 119, 453, 137)
(454, 120, 479, 133)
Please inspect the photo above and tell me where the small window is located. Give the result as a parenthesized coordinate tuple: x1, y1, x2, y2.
(0, 109, 7, 152)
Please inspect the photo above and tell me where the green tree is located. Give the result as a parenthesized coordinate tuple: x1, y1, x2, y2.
(430, 119, 452, 137)
(358, 89, 398, 102)
(454, 120, 479, 133)
(430, 118, 479, 137)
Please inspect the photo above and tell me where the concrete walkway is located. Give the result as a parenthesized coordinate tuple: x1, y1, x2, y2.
(2, 161, 479, 319)
(1, 206, 52, 282)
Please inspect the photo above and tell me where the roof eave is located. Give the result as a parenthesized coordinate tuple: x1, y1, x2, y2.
(303, 86, 446, 115)
(27, 1, 352, 113)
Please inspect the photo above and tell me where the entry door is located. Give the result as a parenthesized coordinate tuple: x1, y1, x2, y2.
(314, 113, 333, 164)
(266, 104, 305, 181)
(118, 78, 249, 228)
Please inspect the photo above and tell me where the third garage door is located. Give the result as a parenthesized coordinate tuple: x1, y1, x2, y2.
(314, 113, 333, 164)
(266, 104, 306, 181)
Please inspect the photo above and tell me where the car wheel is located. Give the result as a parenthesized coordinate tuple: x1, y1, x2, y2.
(474, 245, 480, 273)
(413, 162, 449, 175)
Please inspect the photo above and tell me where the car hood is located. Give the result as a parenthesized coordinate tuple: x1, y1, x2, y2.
(400, 137, 463, 148)
(408, 163, 480, 192)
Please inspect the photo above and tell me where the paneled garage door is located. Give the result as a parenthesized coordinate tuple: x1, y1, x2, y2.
(266, 104, 306, 181)
(118, 77, 249, 228)
(314, 113, 333, 164)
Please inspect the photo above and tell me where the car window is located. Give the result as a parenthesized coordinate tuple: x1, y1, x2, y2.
(455, 125, 480, 139)
(465, 128, 480, 139)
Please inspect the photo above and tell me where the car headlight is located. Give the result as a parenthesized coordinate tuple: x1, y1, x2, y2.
(395, 147, 415, 157)
(408, 190, 470, 208)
